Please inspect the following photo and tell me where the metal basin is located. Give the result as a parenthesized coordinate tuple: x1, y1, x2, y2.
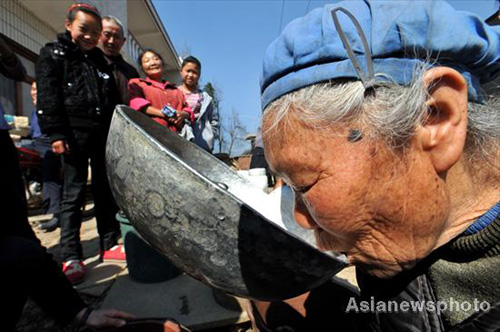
(106, 106, 347, 301)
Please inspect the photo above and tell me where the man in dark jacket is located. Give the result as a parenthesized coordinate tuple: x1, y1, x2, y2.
(36, 4, 123, 284)
(100, 16, 139, 105)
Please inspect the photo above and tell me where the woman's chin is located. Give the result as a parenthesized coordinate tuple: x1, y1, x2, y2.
(314, 228, 346, 253)
(146, 70, 163, 80)
(357, 263, 402, 279)
(353, 256, 419, 279)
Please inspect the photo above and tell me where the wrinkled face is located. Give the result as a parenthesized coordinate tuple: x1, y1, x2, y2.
(141, 51, 164, 80)
(181, 62, 200, 88)
(100, 20, 125, 56)
(262, 114, 450, 278)
(65, 11, 102, 52)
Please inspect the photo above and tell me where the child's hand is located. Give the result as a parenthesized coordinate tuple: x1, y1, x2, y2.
(51, 140, 69, 154)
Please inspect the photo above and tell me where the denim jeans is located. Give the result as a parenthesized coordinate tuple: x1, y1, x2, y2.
(27, 138, 62, 214)
(59, 128, 120, 261)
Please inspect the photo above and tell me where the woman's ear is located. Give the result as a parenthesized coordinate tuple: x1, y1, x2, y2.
(417, 67, 468, 174)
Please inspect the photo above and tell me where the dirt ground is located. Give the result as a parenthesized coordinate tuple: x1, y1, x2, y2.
(17, 202, 253, 332)
(16, 204, 104, 332)
(17, 198, 357, 332)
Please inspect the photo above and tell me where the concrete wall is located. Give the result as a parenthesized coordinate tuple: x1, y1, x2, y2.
(0, 0, 51, 116)
(0, 0, 57, 56)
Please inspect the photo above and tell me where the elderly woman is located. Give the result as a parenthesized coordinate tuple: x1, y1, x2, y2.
(260, 0, 499, 330)
(128, 49, 194, 135)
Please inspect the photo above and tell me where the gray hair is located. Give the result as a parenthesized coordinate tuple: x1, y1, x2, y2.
(102, 15, 125, 38)
(263, 66, 500, 165)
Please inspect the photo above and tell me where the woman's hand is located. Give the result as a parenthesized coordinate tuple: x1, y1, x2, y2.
(51, 140, 69, 154)
(76, 308, 136, 329)
(172, 111, 189, 130)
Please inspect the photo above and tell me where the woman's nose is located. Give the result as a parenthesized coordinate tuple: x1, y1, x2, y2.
(293, 196, 317, 229)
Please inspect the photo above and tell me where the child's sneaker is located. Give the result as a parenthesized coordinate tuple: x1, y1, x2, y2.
(62, 260, 86, 285)
(101, 244, 126, 262)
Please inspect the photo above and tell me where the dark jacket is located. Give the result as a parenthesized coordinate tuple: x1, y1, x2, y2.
(0, 36, 26, 131)
(0, 36, 26, 81)
(0, 130, 85, 327)
(35, 32, 119, 143)
(104, 53, 139, 105)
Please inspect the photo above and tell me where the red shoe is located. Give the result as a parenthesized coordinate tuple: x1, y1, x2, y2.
(101, 244, 126, 262)
(62, 260, 86, 285)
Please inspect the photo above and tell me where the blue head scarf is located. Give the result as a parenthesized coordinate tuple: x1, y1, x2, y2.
(261, 0, 500, 109)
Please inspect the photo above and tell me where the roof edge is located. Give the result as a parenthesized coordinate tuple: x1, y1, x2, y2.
(144, 0, 181, 69)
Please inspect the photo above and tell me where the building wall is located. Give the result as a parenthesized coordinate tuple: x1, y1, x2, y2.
(0, 53, 35, 117)
(126, 31, 142, 71)
(0, 0, 50, 116)
(0, 0, 57, 56)
(0, 0, 179, 117)
(19, 55, 35, 116)
(86, 0, 128, 36)
(1, 0, 140, 68)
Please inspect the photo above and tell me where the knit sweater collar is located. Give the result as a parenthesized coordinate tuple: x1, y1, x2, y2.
(446, 207, 500, 258)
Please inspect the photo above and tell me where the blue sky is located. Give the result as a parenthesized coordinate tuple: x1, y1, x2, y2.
(153, 0, 499, 155)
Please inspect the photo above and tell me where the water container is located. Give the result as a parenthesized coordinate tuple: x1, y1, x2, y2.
(248, 168, 269, 192)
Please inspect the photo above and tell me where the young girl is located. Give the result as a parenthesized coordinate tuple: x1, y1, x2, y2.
(177, 56, 219, 152)
(36, 3, 123, 285)
(128, 49, 194, 136)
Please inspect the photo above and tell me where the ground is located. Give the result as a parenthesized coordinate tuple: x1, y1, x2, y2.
(16, 198, 357, 332)
(17, 201, 252, 332)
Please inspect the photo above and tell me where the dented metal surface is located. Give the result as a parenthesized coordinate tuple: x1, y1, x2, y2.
(106, 106, 347, 300)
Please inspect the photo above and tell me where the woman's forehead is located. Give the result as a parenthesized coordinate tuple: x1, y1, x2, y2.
(143, 52, 159, 58)
(266, 142, 318, 179)
(264, 122, 326, 173)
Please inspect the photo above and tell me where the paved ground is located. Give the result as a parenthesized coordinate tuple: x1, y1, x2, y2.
(19, 203, 251, 332)
(18, 201, 357, 332)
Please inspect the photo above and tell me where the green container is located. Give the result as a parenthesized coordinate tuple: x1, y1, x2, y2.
(117, 212, 182, 283)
